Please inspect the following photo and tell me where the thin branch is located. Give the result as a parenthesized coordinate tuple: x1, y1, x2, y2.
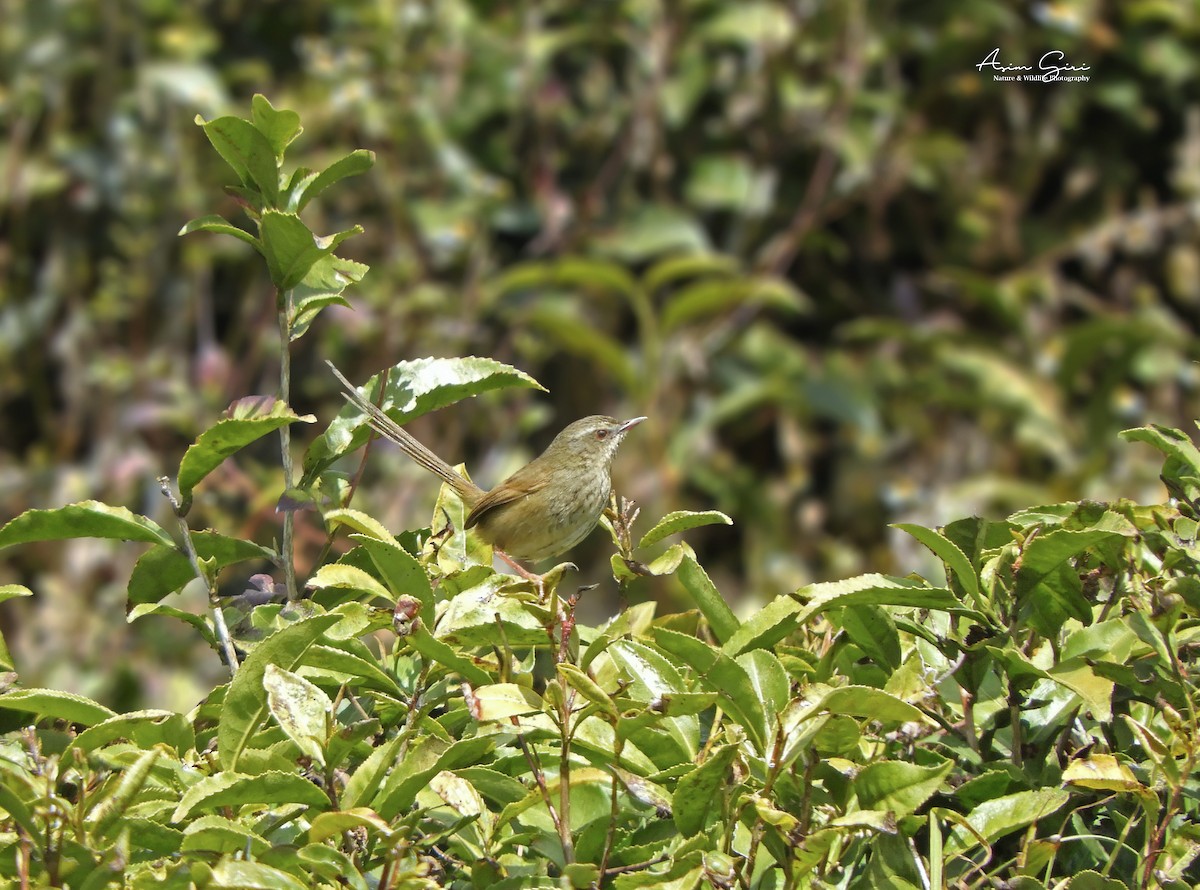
(158, 476, 240, 674)
(277, 293, 300, 601)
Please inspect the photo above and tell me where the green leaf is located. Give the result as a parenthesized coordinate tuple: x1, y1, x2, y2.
(306, 563, 394, 604)
(264, 664, 331, 767)
(736, 649, 790, 721)
(722, 595, 804, 656)
(404, 622, 493, 687)
(0, 584, 31, 604)
(307, 357, 545, 478)
(594, 205, 710, 262)
(523, 301, 638, 393)
(1120, 424, 1200, 477)
(87, 747, 161, 838)
(182, 814, 271, 856)
(639, 510, 733, 550)
(944, 789, 1070, 856)
(816, 685, 928, 725)
(259, 209, 363, 291)
(178, 214, 261, 249)
(179, 400, 315, 499)
(1014, 515, 1135, 634)
(672, 745, 737, 836)
(891, 522, 984, 610)
(289, 254, 370, 341)
(351, 533, 434, 616)
(0, 781, 39, 838)
(854, 759, 953, 817)
(66, 709, 194, 759)
(652, 628, 767, 752)
(676, 554, 739, 643)
(0, 688, 115, 726)
(298, 149, 375, 211)
(0, 500, 173, 550)
(128, 532, 276, 605)
(307, 808, 391, 844)
(465, 683, 544, 722)
(127, 602, 217, 647)
(173, 770, 332, 822)
(196, 113, 280, 205)
(250, 94, 302, 158)
(375, 736, 495, 819)
(643, 253, 739, 294)
(837, 604, 900, 671)
(341, 733, 405, 811)
(208, 860, 310, 890)
(324, 509, 395, 542)
(218, 613, 340, 770)
(558, 663, 619, 721)
(794, 573, 960, 623)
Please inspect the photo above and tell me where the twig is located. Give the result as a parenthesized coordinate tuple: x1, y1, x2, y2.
(157, 477, 240, 675)
(277, 293, 300, 601)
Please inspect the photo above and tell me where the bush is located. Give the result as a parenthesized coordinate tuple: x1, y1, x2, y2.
(1, 98, 1197, 890)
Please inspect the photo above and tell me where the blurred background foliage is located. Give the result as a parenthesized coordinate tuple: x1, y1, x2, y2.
(2, 0, 1200, 710)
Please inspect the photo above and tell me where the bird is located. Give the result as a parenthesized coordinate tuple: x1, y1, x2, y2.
(328, 361, 645, 569)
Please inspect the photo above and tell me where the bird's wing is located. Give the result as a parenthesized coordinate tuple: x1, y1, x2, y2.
(464, 466, 549, 529)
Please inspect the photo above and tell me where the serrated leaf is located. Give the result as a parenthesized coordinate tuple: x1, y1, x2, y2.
(892, 522, 984, 610)
(173, 770, 332, 822)
(298, 149, 375, 211)
(250, 93, 302, 158)
(818, 685, 927, 725)
(308, 807, 391, 844)
(208, 860, 311, 890)
(179, 401, 315, 498)
(404, 622, 492, 687)
(854, 759, 953, 816)
(128, 531, 276, 605)
(87, 747, 160, 838)
(350, 533, 433, 616)
(944, 789, 1070, 856)
(260, 209, 363, 291)
(794, 573, 960, 623)
(218, 614, 340, 770)
(652, 629, 767, 752)
(182, 814, 271, 856)
(324, 509, 396, 543)
(672, 745, 737, 836)
(264, 664, 331, 767)
(178, 214, 261, 248)
(1062, 753, 1146, 794)
(676, 553, 739, 644)
(127, 602, 218, 647)
(65, 709, 194, 759)
(639, 510, 733, 550)
(722, 594, 804, 656)
(196, 114, 280, 205)
(306, 563, 394, 604)
(464, 683, 544, 722)
(0, 500, 173, 550)
(1120, 424, 1200, 477)
(0, 688, 115, 726)
(375, 736, 495, 820)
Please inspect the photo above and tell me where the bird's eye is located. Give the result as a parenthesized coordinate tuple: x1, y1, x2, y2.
(595, 429, 610, 440)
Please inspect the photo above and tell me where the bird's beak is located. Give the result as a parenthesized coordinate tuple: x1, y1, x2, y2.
(619, 416, 648, 433)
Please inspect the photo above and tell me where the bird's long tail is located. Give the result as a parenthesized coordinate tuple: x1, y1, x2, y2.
(326, 360, 482, 503)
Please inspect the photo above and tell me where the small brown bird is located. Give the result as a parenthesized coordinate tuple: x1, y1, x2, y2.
(329, 362, 645, 564)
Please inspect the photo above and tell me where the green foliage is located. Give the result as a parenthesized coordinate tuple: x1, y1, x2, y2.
(3, 97, 1200, 890)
